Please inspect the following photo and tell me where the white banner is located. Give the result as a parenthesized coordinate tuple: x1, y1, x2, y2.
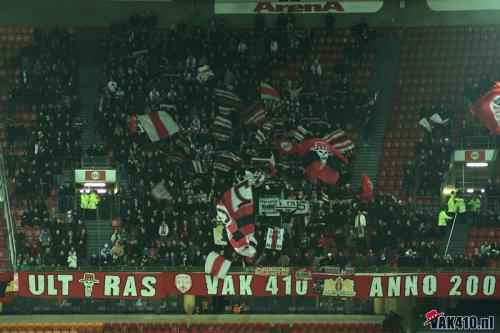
(259, 198, 310, 216)
(427, 0, 500, 11)
(215, 0, 384, 14)
(259, 197, 281, 216)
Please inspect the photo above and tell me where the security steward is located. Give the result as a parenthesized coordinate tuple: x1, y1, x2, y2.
(80, 190, 90, 218)
(87, 190, 100, 219)
(437, 206, 453, 236)
(447, 191, 456, 215)
(454, 190, 467, 223)
(468, 192, 482, 223)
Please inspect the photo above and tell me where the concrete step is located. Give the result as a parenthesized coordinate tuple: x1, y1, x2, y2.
(85, 219, 111, 258)
(351, 36, 402, 187)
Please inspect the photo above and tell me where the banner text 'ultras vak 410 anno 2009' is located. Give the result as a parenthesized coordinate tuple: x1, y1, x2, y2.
(15, 271, 500, 300)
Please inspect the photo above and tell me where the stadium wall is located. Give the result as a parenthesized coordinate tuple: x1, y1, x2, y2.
(2, 0, 500, 28)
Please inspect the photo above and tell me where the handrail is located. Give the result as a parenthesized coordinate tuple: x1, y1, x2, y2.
(0, 154, 16, 271)
(14, 265, 500, 273)
(459, 135, 497, 149)
(443, 213, 458, 258)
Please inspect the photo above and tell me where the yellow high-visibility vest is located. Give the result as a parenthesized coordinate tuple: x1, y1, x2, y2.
(80, 193, 89, 209)
(455, 198, 466, 213)
(88, 193, 100, 210)
(438, 210, 452, 227)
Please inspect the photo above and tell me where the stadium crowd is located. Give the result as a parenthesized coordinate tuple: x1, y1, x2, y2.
(9, 28, 85, 269)
(6, 14, 500, 271)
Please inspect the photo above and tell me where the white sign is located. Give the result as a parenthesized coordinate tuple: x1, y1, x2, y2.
(259, 198, 310, 216)
(215, 0, 384, 14)
(427, 0, 500, 11)
(74, 170, 116, 183)
(259, 198, 281, 216)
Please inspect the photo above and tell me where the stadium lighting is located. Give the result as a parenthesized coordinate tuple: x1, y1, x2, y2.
(465, 162, 488, 168)
(83, 182, 107, 187)
(466, 188, 485, 194)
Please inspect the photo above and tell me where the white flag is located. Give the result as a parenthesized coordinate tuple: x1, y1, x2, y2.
(265, 227, 284, 250)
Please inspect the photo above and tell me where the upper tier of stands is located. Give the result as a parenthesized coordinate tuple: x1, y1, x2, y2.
(377, 25, 500, 206)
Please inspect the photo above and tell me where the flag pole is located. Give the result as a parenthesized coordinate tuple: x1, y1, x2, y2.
(443, 213, 458, 258)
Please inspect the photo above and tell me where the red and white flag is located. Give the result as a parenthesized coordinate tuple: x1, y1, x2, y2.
(267, 153, 277, 177)
(265, 227, 284, 250)
(323, 129, 355, 153)
(241, 102, 266, 126)
(255, 121, 273, 144)
(292, 125, 309, 141)
(469, 82, 500, 135)
(360, 173, 374, 204)
(212, 115, 232, 141)
(196, 65, 214, 83)
(418, 113, 449, 132)
(184, 160, 204, 174)
(260, 82, 280, 101)
(138, 111, 179, 142)
(213, 151, 241, 173)
(205, 251, 231, 279)
(275, 138, 348, 185)
(215, 88, 244, 110)
(151, 182, 172, 201)
(216, 180, 257, 257)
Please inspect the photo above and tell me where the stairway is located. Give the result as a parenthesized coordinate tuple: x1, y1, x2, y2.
(76, 34, 105, 152)
(440, 220, 470, 258)
(351, 37, 402, 188)
(85, 219, 111, 259)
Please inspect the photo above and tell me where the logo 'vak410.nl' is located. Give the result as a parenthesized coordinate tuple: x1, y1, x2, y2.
(424, 309, 495, 331)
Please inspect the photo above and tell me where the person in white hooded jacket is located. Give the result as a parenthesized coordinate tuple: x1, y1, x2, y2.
(67, 249, 78, 269)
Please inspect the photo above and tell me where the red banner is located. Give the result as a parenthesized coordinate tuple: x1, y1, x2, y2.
(465, 150, 486, 162)
(85, 170, 106, 181)
(16, 271, 500, 299)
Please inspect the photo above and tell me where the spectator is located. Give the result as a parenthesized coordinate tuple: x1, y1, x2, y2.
(354, 210, 366, 238)
(324, 13, 335, 33)
(67, 249, 78, 268)
(111, 229, 122, 244)
(159, 221, 169, 241)
(111, 242, 125, 263)
(100, 243, 111, 264)
(311, 59, 322, 78)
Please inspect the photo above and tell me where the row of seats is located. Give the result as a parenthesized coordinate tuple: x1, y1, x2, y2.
(485, 259, 500, 268)
(0, 27, 33, 34)
(405, 25, 500, 34)
(465, 228, 500, 258)
(469, 228, 500, 238)
(0, 322, 387, 333)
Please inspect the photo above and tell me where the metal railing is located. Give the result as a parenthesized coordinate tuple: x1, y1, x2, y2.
(14, 265, 500, 273)
(0, 154, 16, 271)
(459, 135, 498, 149)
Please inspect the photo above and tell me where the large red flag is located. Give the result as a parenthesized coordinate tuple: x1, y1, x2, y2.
(216, 180, 257, 257)
(360, 173, 373, 204)
(275, 138, 348, 185)
(469, 82, 500, 135)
